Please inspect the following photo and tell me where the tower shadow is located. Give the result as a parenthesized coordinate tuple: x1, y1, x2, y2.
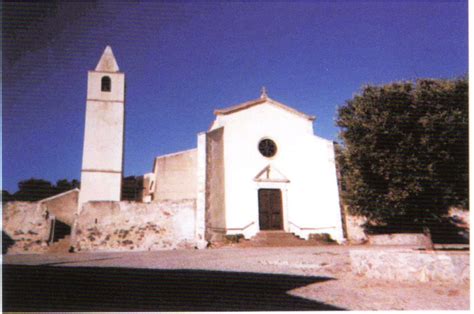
(3, 265, 344, 311)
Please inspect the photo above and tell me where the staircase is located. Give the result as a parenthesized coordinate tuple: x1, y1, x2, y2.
(233, 231, 331, 247)
(47, 235, 72, 253)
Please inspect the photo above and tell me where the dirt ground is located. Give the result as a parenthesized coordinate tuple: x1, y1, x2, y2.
(2, 245, 470, 310)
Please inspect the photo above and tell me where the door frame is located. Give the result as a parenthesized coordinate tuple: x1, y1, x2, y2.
(255, 181, 289, 232)
(258, 188, 283, 230)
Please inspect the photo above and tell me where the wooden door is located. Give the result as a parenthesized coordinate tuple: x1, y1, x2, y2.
(258, 189, 283, 230)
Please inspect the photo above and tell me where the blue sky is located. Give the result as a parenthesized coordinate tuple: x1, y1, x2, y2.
(2, 1, 468, 192)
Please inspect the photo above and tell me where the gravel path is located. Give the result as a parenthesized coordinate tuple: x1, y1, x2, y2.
(3, 246, 469, 310)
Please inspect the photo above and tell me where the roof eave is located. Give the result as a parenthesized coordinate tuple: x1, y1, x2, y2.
(214, 97, 316, 121)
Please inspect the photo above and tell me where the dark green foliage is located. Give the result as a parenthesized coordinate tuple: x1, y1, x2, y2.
(2, 190, 14, 203)
(121, 176, 143, 201)
(55, 179, 80, 193)
(13, 178, 57, 201)
(336, 78, 468, 228)
(4, 178, 80, 202)
(4, 175, 142, 203)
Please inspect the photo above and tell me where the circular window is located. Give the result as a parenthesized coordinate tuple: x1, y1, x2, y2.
(258, 138, 277, 157)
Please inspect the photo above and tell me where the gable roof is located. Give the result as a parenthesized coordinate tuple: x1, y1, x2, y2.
(214, 95, 316, 121)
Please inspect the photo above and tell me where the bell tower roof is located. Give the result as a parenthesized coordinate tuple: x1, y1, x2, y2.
(95, 45, 120, 72)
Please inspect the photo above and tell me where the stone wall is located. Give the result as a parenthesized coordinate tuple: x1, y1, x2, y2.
(350, 248, 469, 283)
(367, 233, 430, 246)
(72, 200, 201, 252)
(344, 214, 368, 243)
(2, 202, 51, 254)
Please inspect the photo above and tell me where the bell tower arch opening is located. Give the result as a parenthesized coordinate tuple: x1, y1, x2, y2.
(101, 76, 111, 92)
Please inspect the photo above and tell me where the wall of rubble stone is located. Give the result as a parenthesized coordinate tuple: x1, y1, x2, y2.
(72, 200, 201, 252)
(344, 214, 368, 243)
(367, 233, 430, 246)
(350, 248, 469, 283)
(2, 202, 51, 254)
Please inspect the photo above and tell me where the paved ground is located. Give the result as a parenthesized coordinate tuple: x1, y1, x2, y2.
(2, 245, 470, 311)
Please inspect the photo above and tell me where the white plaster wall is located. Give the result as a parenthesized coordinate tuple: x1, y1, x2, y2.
(195, 133, 207, 247)
(87, 71, 125, 102)
(79, 172, 122, 206)
(153, 149, 197, 201)
(80, 70, 125, 205)
(287, 136, 344, 241)
(214, 101, 344, 241)
(81, 100, 125, 171)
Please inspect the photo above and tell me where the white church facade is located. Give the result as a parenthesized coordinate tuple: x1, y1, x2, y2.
(79, 46, 345, 245)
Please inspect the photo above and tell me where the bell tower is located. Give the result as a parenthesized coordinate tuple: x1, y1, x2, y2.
(79, 46, 125, 206)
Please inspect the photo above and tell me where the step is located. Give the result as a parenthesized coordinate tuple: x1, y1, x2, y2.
(235, 232, 322, 247)
(48, 235, 71, 253)
(252, 231, 304, 240)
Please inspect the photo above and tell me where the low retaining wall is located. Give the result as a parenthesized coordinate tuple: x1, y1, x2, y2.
(350, 249, 469, 283)
(2, 202, 50, 254)
(72, 200, 203, 252)
(367, 233, 430, 246)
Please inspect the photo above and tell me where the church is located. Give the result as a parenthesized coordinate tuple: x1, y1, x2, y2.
(79, 46, 345, 247)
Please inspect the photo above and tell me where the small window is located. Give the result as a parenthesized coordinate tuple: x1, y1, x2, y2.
(101, 76, 111, 92)
(258, 138, 277, 158)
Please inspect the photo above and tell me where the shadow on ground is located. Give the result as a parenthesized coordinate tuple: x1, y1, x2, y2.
(3, 265, 344, 311)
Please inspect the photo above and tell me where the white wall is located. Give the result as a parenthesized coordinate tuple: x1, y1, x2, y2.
(79, 70, 125, 205)
(195, 133, 207, 248)
(81, 101, 125, 172)
(153, 149, 197, 201)
(79, 172, 122, 205)
(209, 101, 344, 241)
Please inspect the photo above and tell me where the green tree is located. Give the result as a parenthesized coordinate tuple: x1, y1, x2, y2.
(122, 176, 142, 201)
(55, 179, 80, 193)
(13, 178, 56, 201)
(4, 178, 81, 202)
(2, 190, 14, 203)
(336, 78, 468, 231)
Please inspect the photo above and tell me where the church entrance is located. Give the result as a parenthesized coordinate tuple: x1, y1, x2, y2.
(258, 189, 283, 230)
